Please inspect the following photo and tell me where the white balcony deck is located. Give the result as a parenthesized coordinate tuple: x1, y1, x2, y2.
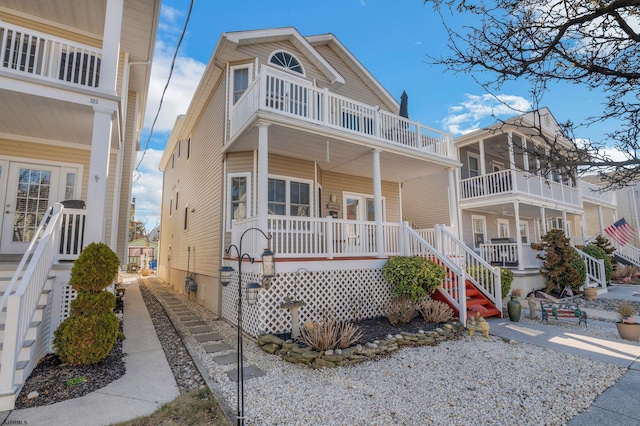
(230, 67, 454, 160)
(459, 169, 581, 207)
(579, 180, 616, 207)
(0, 21, 102, 90)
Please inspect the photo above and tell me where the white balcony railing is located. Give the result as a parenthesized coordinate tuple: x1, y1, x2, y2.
(0, 21, 101, 89)
(579, 181, 616, 206)
(480, 243, 542, 269)
(230, 67, 454, 160)
(460, 169, 581, 207)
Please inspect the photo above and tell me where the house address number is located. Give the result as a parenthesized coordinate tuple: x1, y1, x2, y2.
(90, 98, 99, 104)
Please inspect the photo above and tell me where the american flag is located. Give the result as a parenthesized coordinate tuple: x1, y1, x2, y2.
(604, 218, 636, 246)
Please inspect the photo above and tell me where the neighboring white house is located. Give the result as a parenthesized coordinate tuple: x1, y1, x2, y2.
(0, 0, 160, 409)
(158, 27, 502, 338)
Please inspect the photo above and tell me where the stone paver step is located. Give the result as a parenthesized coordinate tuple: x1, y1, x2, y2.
(225, 365, 265, 382)
(212, 352, 245, 365)
(202, 342, 233, 352)
(194, 333, 224, 342)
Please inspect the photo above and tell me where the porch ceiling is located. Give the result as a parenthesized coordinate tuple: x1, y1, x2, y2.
(0, 89, 118, 148)
(462, 201, 580, 219)
(227, 121, 453, 183)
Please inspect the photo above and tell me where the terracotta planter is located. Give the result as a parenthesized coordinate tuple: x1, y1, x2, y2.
(583, 287, 598, 300)
(616, 322, 640, 341)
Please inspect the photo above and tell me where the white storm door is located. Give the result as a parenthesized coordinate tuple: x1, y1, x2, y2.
(1, 163, 60, 254)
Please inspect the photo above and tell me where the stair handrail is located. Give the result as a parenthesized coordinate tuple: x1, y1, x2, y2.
(0, 205, 54, 316)
(405, 225, 468, 325)
(574, 247, 606, 288)
(611, 240, 640, 268)
(0, 203, 63, 399)
(434, 225, 502, 315)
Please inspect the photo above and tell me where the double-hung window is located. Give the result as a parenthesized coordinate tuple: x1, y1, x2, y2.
(268, 177, 311, 217)
(472, 215, 486, 250)
(228, 173, 251, 230)
(230, 64, 253, 106)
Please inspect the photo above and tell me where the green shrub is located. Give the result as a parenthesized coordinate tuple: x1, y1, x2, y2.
(69, 242, 120, 292)
(54, 312, 118, 365)
(466, 266, 513, 299)
(583, 244, 613, 283)
(591, 234, 617, 269)
(70, 292, 116, 316)
(532, 229, 585, 293)
(382, 256, 446, 303)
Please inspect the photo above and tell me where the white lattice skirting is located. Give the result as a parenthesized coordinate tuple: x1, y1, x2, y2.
(222, 265, 393, 337)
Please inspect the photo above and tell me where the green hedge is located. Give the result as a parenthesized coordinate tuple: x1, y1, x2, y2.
(383, 256, 446, 303)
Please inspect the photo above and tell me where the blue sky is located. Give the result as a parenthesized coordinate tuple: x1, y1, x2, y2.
(132, 0, 620, 224)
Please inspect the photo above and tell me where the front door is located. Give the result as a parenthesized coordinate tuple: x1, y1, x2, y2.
(1, 163, 61, 254)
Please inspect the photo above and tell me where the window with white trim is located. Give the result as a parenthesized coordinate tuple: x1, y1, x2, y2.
(269, 50, 304, 75)
(268, 176, 311, 217)
(472, 215, 486, 250)
(497, 218, 510, 238)
(519, 222, 529, 244)
(230, 64, 253, 106)
(468, 154, 480, 177)
(228, 173, 251, 229)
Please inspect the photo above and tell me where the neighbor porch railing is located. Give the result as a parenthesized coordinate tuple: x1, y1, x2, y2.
(0, 203, 64, 400)
(575, 248, 606, 288)
(611, 240, 640, 269)
(480, 243, 542, 269)
(58, 208, 86, 261)
(230, 66, 454, 159)
(579, 180, 616, 206)
(459, 169, 581, 207)
(0, 21, 102, 90)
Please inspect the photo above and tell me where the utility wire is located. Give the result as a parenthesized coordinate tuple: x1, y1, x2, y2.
(135, 0, 195, 178)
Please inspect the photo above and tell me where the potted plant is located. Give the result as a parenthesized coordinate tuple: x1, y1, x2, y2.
(507, 288, 522, 322)
(615, 302, 640, 341)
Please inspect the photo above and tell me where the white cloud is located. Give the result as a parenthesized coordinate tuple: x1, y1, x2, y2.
(132, 149, 164, 225)
(144, 39, 206, 133)
(442, 93, 532, 135)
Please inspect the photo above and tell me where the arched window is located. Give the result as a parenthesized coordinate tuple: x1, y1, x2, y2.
(269, 51, 304, 75)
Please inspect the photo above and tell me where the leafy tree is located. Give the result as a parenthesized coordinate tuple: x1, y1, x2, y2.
(426, 0, 640, 188)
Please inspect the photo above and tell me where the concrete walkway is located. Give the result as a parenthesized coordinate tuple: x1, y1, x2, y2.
(1, 279, 179, 426)
(489, 284, 640, 426)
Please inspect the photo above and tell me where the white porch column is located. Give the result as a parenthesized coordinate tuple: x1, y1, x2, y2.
(581, 214, 588, 243)
(85, 107, 115, 245)
(447, 168, 459, 236)
(508, 132, 517, 185)
(598, 205, 604, 235)
(522, 138, 529, 172)
(514, 202, 524, 270)
(540, 206, 547, 235)
(562, 211, 568, 236)
(257, 122, 270, 233)
(372, 149, 385, 258)
(478, 139, 486, 175)
(100, 0, 123, 94)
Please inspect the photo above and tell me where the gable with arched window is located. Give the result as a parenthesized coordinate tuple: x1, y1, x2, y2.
(269, 50, 305, 75)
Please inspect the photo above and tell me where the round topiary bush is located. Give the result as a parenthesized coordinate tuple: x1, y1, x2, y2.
(53, 312, 118, 365)
(583, 244, 613, 283)
(70, 292, 116, 316)
(383, 256, 446, 303)
(69, 242, 120, 292)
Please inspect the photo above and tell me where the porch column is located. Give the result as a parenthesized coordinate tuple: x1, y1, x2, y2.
(598, 205, 604, 235)
(561, 211, 568, 237)
(478, 140, 486, 175)
(581, 214, 587, 244)
(514, 202, 524, 270)
(540, 206, 547, 235)
(372, 149, 385, 258)
(522, 138, 529, 172)
(257, 122, 270, 233)
(447, 168, 459, 236)
(85, 106, 115, 245)
(508, 132, 516, 186)
(100, 0, 123, 94)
